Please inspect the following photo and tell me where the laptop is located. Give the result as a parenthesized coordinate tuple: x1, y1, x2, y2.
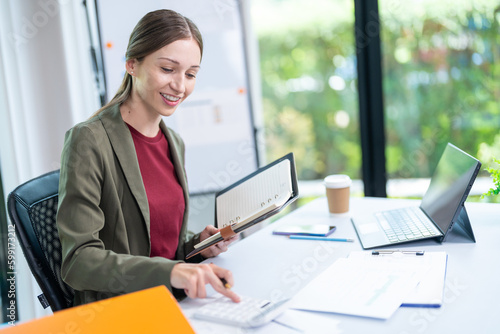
(351, 143, 481, 249)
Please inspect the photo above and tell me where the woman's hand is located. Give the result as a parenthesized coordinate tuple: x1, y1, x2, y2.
(199, 225, 239, 258)
(171, 263, 240, 302)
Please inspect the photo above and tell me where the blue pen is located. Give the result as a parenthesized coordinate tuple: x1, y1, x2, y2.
(288, 235, 355, 242)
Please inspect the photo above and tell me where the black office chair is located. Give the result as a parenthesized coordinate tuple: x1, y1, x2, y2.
(7, 170, 74, 312)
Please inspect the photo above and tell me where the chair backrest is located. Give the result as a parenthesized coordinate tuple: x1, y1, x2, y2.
(7, 170, 74, 311)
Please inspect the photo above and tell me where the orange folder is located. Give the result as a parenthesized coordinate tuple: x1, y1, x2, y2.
(1, 286, 194, 333)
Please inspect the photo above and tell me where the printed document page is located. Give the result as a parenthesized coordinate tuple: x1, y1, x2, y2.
(291, 257, 430, 319)
(348, 251, 448, 307)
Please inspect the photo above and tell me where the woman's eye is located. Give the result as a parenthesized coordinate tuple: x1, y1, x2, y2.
(162, 67, 173, 73)
(186, 73, 197, 79)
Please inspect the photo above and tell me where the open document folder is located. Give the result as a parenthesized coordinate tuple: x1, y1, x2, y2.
(186, 152, 298, 259)
(291, 251, 447, 320)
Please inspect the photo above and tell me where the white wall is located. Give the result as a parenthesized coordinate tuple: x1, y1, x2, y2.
(0, 0, 99, 322)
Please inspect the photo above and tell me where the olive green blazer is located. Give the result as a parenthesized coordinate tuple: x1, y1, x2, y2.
(57, 104, 201, 305)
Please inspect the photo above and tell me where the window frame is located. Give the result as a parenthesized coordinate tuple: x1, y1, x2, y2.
(354, 0, 387, 197)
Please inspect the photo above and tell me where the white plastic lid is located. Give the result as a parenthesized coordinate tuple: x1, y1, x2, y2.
(324, 174, 351, 189)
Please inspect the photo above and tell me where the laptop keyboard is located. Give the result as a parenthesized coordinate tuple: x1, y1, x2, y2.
(375, 207, 441, 243)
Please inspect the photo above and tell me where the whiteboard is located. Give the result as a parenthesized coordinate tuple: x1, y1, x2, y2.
(94, 0, 258, 194)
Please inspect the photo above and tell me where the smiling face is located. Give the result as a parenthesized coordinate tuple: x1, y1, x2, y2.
(126, 38, 201, 120)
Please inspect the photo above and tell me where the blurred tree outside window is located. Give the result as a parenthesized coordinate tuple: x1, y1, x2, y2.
(251, 0, 500, 204)
(250, 0, 362, 203)
(380, 0, 500, 202)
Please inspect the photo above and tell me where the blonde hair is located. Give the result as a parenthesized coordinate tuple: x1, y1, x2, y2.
(90, 9, 203, 118)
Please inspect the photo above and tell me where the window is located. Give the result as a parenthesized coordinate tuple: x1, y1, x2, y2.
(251, 0, 362, 201)
(252, 0, 500, 203)
(380, 0, 500, 200)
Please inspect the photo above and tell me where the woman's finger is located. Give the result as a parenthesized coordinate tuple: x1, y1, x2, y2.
(206, 267, 240, 302)
(196, 272, 207, 299)
(209, 263, 235, 287)
(216, 242, 228, 252)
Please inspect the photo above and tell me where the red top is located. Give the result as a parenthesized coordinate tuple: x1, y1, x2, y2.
(127, 124, 185, 260)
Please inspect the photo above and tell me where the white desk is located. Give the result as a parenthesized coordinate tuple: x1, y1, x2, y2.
(180, 197, 500, 333)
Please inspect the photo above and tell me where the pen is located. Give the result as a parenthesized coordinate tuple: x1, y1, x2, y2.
(372, 250, 425, 256)
(288, 235, 354, 242)
(220, 277, 232, 289)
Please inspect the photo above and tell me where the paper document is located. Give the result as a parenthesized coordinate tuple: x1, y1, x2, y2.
(348, 251, 448, 307)
(291, 256, 430, 319)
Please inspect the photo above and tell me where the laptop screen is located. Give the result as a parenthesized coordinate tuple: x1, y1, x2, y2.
(420, 143, 481, 233)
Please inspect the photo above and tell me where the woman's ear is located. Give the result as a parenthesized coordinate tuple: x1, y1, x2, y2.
(125, 59, 137, 76)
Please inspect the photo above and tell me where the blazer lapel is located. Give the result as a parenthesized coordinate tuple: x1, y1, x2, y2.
(98, 105, 151, 232)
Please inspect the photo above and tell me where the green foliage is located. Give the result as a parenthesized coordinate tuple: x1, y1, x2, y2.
(381, 2, 500, 179)
(482, 159, 500, 198)
(253, 0, 500, 185)
(256, 1, 359, 180)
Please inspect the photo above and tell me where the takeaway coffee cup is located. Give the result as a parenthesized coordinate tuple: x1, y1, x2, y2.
(324, 174, 351, 214)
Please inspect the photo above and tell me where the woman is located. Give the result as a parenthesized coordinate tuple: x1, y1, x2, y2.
(56, 9, 239, 305)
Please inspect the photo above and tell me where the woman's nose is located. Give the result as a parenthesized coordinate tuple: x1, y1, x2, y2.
(170, 73, 185, 94)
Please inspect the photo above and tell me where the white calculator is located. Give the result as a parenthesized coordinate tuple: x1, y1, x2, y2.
(193, 295, 290, 328)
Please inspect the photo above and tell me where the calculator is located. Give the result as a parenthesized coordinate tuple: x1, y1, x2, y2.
(193, 295, 290, 328)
